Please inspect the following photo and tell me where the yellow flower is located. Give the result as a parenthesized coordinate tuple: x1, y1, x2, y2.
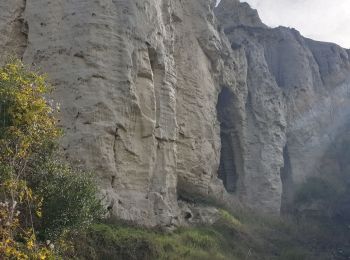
(36, 210, 42, 218)
(0, 72, 9, 80)
(26, 238, 34, 250)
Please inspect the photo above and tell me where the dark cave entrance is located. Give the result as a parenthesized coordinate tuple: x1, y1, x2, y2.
(280, 145, 294, 214)
(217, 87, 238, 193)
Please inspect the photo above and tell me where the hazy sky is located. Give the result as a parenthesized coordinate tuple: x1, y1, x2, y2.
(217, 0, 350, 48)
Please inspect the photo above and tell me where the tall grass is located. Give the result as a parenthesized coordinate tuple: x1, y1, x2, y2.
(68, 204, 350, 260)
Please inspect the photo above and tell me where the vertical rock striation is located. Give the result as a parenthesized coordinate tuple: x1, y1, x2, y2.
(216, 0, 350, 212)
(216, 0, 287, 214)
(0, 0, 244, 226)
(1, 0, 350, 223)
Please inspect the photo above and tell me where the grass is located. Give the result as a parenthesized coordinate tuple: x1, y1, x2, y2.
(69, 206, 350, 260)
(72, 222, 231, 260)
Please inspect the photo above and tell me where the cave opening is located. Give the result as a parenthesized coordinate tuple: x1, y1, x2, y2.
(280, 145, 294, 214)
(217, 87, 238, 193)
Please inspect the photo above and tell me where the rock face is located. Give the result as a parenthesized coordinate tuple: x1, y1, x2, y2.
(0, 0, 241, 226)
(216, 0, 350, 212)
(0, 0, 28, 58)
(1, 0, 350, 225)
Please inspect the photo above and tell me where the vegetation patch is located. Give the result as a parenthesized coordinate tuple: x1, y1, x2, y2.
(0, 60, 103, 259)
(70, 206, 350, 260)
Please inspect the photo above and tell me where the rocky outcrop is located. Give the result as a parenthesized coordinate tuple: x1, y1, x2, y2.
(216, 0, 350, 212)
(0, 0, 245, 226)
(1, 0, 350, 224)
(0, 0, 28, 59)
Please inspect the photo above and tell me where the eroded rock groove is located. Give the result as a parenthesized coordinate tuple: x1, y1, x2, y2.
(217, 87, 238, 193)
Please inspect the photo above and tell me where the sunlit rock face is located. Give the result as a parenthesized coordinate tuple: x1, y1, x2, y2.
(0, 0, 246, 226)
(1, 0, 350, 224)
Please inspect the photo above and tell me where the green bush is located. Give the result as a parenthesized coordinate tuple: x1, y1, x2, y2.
(31, 160, 105, 240)
(0, 59, 104, 258)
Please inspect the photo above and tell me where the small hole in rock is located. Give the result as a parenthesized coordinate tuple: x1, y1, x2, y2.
(184, 212, 192, 220)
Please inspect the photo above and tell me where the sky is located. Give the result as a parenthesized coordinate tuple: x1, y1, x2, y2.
(217, 0, 350, 48)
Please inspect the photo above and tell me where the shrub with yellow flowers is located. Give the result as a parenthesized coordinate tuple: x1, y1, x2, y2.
(0, 59, 59, 259)
(0, 59, 103, 259)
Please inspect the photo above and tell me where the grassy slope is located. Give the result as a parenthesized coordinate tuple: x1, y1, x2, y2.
(71, 208, 350, 260)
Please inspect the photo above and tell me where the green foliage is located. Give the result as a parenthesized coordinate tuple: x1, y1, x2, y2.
(73, 223, 229, 260)
(70, 204, 350, 260)
(0, 59, 60, 259)
(0, 59, 60, 163)
(31, 160, 105, 240)
(0, 59, 103, 259)
(217, 209, 243, 229)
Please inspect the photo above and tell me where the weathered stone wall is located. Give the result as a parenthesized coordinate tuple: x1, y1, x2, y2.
(1, 0, 350, 224)
(216, 0, 350, 212)
(0, 0, 243, 226)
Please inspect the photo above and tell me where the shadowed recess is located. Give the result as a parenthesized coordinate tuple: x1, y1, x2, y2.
(217, 87, 238, 193)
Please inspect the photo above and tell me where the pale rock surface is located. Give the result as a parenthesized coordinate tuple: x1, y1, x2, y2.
(0, 0, 242, 226)
(0, 0, 27, 60)
(178, 201, 221, 225)
(216, 0, 350, 211)
(1, 0, 350, 224)
(216, 0, 287, 213)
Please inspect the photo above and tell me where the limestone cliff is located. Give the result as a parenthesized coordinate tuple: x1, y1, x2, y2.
(0, 0, 239, 226)
(1, 0, 349, 225)
(216, 0, 350, 212)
